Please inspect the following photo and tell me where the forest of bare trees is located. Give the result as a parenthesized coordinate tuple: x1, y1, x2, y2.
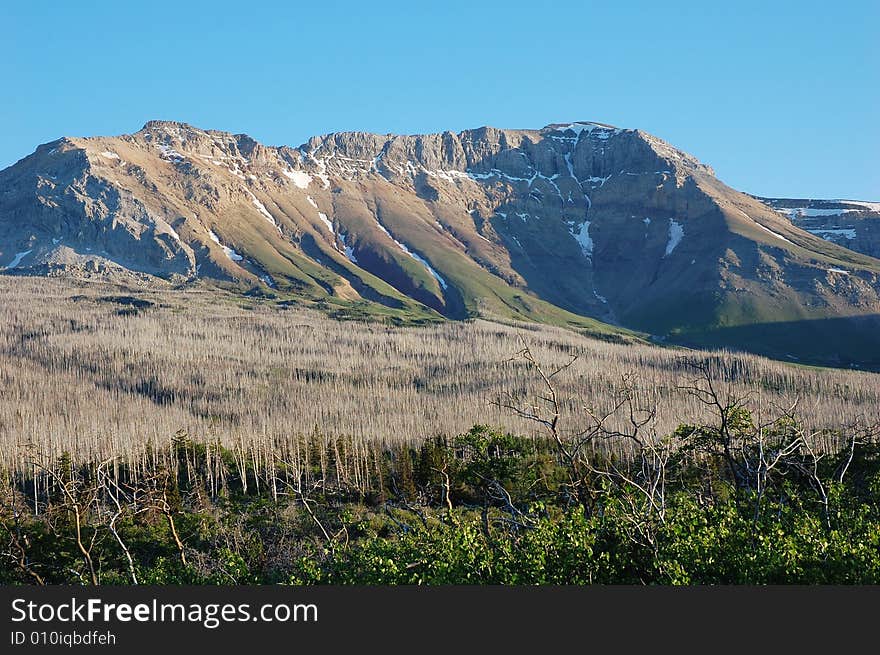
(1, 275, 878, 481)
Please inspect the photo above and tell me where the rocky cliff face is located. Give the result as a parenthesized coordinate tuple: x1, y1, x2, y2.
(757, 197, 880, 260)
(2, 120, 880, 367)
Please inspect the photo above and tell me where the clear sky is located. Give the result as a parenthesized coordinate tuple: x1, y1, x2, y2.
(1, 1, 877, 199)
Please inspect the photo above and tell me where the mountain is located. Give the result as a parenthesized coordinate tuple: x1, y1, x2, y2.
(2, 119, 880, 367)
(756, 196, 880, 260)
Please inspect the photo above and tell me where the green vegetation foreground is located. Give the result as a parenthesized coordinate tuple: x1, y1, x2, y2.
(3, 358, 880, 585)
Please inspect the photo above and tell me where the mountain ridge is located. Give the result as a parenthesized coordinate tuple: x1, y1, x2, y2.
(755, 195, 880, 261)
(2, 119, 880, 367)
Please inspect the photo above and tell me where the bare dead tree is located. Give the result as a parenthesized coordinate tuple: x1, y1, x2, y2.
(579, 377, 672, 553)
(485, 479, 536, 531)
(1, 481, 45, 584)
(791, 420, 879, 529)
(432, 464, 455, 523)
(495, 337, 671, 549)
(96, 461, 146, 584)
(274, 454, 349, 554)
(493, 335, 581, 498)
(677, 359, 755, 489)
(677, 359, 880, 532)
(746, 407, 807, 526)
(30, 454, 104, 586)
(142, 470, 188, 568)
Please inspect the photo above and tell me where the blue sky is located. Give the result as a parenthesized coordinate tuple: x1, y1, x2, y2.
(1, 1, 877, 198)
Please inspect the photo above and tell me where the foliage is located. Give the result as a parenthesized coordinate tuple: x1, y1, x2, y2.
(2, 413, 880, 585)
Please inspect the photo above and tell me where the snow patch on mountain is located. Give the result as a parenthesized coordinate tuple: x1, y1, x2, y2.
(755, 222, 794, 245)
(245, 190, 282, 234)
(563, 153, 576, 180)
(572, 221, 593, 256)
(808, 228, 857, 240)
(406, 250, 447, 289)
(374, 219, 447, 289)
(208, 230, 243, 262)
(841, 200, 880, 212)
(424, 169, 469, 182)
(2, 249, 34, 269)
(776, 207, 858, 218)
(282, 169, 312, 189)
(737, 209, 794, 245)
(317, 212, 333, 233)
(339, 233, 358, 263)
(664, 220, 684, 256)
(307, 155, 331, 189)
(159, 223, 181, 242)
(157, 144, 186, 163)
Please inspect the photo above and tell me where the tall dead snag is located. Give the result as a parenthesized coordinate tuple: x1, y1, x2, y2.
(161, 485, 187, 568)
(792, 419, 876, 530)
(96, 461, 144, 584)
(432, 464, 455, 524)
(144, 470, 187, 568)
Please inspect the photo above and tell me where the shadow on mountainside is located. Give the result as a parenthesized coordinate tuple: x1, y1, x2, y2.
(667, 314, 880, 371)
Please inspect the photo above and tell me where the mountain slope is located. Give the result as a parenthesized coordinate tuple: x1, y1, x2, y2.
(2, 120, 880, 366)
